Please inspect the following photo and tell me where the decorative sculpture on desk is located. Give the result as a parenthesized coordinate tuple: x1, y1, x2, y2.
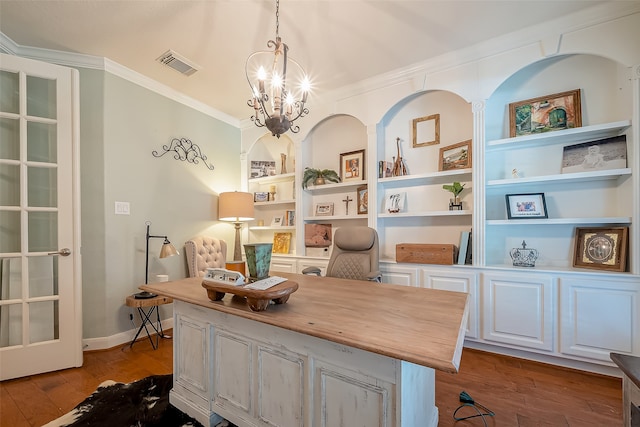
(510, 240, 539, 267)
(392, 137, 408, 177)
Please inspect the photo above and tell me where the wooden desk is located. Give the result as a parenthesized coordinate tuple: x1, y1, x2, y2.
(125, 294, 173, 350)
(142, 272, 468, 427)
(611, 353, 640, 427)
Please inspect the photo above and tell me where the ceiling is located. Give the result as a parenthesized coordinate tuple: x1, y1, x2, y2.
(0, 0, 612, 123)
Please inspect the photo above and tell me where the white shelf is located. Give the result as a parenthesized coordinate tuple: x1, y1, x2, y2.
(378, 169, 472, 187)
(304, 215, 367, 221)
(487, 168, 631, 187)
(486, 217, 631, 225)
(254, 199, 295, 207)
(305, 180, 367, 194)
(249, 225, 296, 231)
(379, 210, 472, 218)
(249, 172, 295, 184)
(486, 120, 631, 151)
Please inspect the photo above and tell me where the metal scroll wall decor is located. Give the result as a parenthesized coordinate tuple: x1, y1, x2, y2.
(152, 138, 214, 171)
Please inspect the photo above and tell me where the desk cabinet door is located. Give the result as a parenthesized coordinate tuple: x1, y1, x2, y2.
(174, 313, 209, 411)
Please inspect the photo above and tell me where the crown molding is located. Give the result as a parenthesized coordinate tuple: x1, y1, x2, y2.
(0, 31, 239, 127)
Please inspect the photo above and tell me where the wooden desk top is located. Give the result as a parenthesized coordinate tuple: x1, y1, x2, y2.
(611, 352, 640, 389)
(141, 272, 469, 373)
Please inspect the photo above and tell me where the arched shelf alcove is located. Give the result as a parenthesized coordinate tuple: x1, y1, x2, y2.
(245, 132, 298, 254)
(482, 53, 636, 273)
(375, 89, 474, 261)
(298, 114, 369, 256)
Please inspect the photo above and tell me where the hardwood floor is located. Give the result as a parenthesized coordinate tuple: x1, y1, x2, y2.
(0, 333, 623, 427)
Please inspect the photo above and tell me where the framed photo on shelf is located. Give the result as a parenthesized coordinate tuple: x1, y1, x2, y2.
(315, 202, 334, 216)
(340, 149, 365, 182)
(561, 135, 627, 174)
(285, 209, 295, 226)
(385, 192, 406, 214)
(412, 114, 440, 147)
(272, 232, 292, 254)
(509, 89, 582, 137)
(250, 160, 277, 178)
(254, 192, 269, 203)
(271, 215, 284, 226)
(573, 226, 628, 272)
(439, 140, 472, 171)
(357, 185, 368, 215)
(305, 223, 332, 247)
(505, 193, 548, 219)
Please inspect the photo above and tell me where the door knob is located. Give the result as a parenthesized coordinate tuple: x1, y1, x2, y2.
(48, 248, 71, 256)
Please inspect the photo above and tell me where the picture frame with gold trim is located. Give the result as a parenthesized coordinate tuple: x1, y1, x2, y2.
(572, 226, 628, 272)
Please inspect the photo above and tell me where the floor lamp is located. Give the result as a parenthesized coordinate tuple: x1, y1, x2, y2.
(136, 221, 179, 299)
(218, 191, 255, 262)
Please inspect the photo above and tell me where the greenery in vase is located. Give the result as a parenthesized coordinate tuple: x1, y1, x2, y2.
(302, 167, 341, 189)
(442, 181, 465, 197)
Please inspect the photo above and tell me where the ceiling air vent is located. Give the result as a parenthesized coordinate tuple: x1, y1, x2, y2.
(156, 50, 200, 76)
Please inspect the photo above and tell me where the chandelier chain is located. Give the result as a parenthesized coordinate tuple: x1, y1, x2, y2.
(275, 0, 280, 38)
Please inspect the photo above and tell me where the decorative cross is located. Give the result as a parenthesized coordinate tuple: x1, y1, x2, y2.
(343, 196, 353, 215)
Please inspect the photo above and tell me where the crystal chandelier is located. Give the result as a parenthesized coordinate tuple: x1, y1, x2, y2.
(246, 0, 310, 138)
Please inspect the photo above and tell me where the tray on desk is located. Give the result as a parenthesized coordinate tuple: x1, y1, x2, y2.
(202, 279, 298, 312)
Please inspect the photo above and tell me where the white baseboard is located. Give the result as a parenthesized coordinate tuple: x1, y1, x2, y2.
(82, 318, 174, 351)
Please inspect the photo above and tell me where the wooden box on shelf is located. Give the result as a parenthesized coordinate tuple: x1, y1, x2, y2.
(396, 243, 458, 265)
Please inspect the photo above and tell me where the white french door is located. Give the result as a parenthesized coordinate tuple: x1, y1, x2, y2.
(0, 53, 82, 380)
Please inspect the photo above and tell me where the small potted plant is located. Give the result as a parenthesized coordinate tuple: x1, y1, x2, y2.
(442, 181, 465, 210)
(302, 167, 341, 189)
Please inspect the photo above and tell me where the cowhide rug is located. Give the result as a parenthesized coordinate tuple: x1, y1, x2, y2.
(43, 374, 236, 427)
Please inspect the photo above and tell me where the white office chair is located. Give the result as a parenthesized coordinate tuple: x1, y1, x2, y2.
(302, 226, 382, 282)
(184, 236, 227, 278)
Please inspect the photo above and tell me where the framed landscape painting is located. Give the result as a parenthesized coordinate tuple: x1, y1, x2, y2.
(509, 89, 582, 137)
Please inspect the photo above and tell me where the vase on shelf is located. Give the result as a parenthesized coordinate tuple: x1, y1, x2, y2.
(449, 196, 462, 210)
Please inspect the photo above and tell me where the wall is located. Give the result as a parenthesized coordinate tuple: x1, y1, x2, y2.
(79, 69, 240, 339)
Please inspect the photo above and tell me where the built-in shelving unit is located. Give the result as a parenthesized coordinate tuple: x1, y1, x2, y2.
(484, 117, 634, 270)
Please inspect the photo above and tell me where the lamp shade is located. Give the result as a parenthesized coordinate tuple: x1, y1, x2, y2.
(159, 239, 179, 258)
(219, 191, 255, 221)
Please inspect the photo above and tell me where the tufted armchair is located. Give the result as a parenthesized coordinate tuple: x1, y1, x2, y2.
(184, 236, 227, 278)
(302, 226, 381, 282)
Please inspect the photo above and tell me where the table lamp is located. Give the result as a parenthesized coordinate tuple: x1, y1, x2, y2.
(136, 221, 179, 299)
(218, 191, 255, 262)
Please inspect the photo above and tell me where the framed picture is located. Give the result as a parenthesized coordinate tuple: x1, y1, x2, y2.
(509, 89, 582, 137)
(357, 185, 368, 215)
(412, 114, 440, 147)
(305, 223, 332, 247)
(272, 232, 292, 254)
(254, 192, 269, 203)
(285, 209, 295, 226)
(505, 193, 548, 219)
(561, 135, 627, 174)
(385, 192, 406, 214)
(340, 149, 365, 182)
(573, 226, 628, 272)
(315, 202, 334, 216)
(250, 160, 276, 178)
(271, 215, 284, 226)
(439, 140, 472, 171)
